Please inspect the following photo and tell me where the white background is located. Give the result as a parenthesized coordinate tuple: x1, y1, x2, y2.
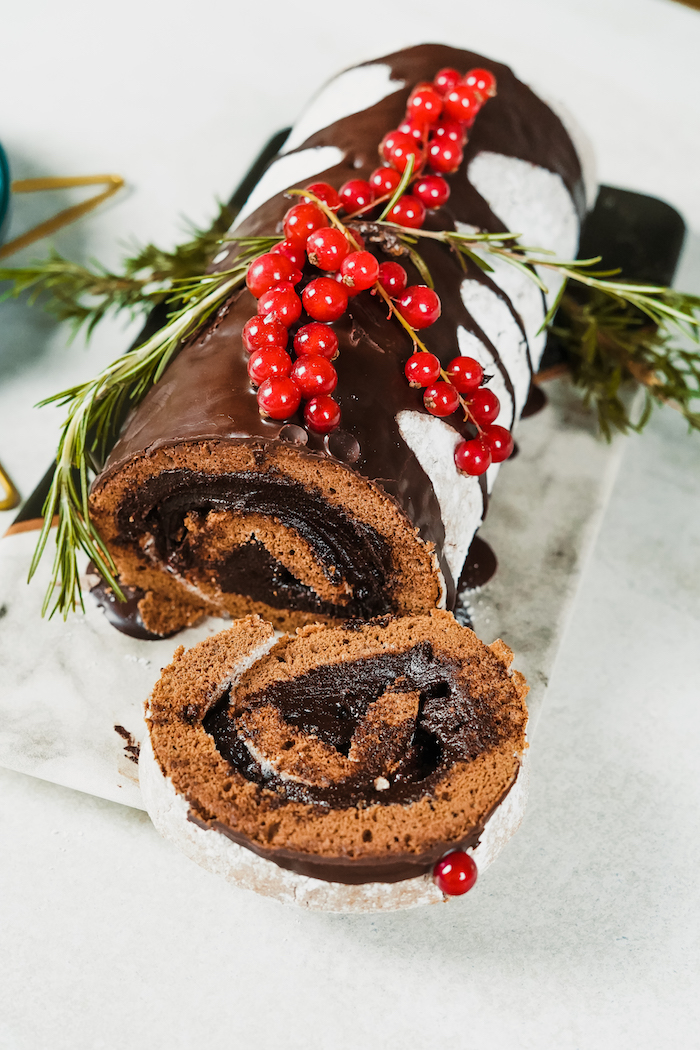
(1, 1, 699, 1047)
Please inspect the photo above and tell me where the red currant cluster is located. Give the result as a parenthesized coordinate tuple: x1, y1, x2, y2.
(404, 350, 514, 476)
(241, 65, 513, 476)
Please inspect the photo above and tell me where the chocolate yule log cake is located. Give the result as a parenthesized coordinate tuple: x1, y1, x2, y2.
(88, 42, 590, 638)
(139, 612, 529, 911)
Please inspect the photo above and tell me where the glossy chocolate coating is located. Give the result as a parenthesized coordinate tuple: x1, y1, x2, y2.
(100, 44, 584, 608)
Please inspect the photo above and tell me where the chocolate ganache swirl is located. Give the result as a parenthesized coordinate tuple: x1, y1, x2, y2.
(93, 44, 585, 632)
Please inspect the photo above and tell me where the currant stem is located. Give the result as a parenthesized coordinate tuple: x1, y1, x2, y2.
(374, 281, 480, 430)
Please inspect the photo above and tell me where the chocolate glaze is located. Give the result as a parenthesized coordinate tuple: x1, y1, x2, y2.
(97, 44, 583, 617)
(88, 565, 162, 640)
(199, 641, 517, 884)
(458, 535, 498, 591)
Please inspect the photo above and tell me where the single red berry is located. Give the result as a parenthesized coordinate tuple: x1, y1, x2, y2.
(340, 251, 379, 293)
(397, 118, 425, 144)
(339, 179, 375, 214)
(463, 68, 497, 101)
(446, 356, 484, 393)
(270, 238, 306, 270)
(482, 424, 514, 463)
(467, 386, 501, 426)
(242, 316, 288, 353)
(306, 227, 350, 270)
(404, 352, 441, 388)
(246, 253, 301, 298)
(397, 285, 442, 329)
(433, 850, 478, 895)
(247, 347, 293, 385)
(291, 354, 337, 397)
(257, 283, 302, 327)
(428, 139, 464, 175)
(407, 83, 443, 126)
(369, 166, 403, 196)
(380, 129, 422, 172)
(304, 394, 341, 433)
(424, 381, 460, 417)
(256, 377, 302, 420)
(302, 277, 349, 322)
(443, 84, 482, 125)
(413, 174, 450, 208)
(431, 118, 468, 146)
(283, 203, 328, 246)
(386, 194, 426, 229)
(433, 68, 462, 97)
(454, 438, 492, 476)
(302, 181, 341, 211)
(377, 261, 408, 296)
(294, 322, 339, 360)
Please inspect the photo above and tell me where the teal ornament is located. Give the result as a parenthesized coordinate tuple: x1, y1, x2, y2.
(0, 140, 10, 246)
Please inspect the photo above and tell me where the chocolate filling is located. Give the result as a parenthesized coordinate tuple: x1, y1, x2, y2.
(204, 642, 503, 809)
(116, 468, 395, 618)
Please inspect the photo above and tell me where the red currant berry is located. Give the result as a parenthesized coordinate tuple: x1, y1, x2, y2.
(386, 194, 426, 230)
(407, 83, 443, 126)
(433, 68, 462, 97)
(302, 181, 341, 211)
(377, 261, 408, 296)
(294, 322, 339, 360)
(369, 166, 402, 196)
(246, 253, 301, 298)
(302, 277, 349, 322)
(340, 251, 379, 293)
(428, 139, 464, 175)
(397, 118, 425, 144)
(463, 68, 497, 101)
(242, 316, 288, 353)
(283, 203, 328, 246)
(454, 438, 492, 476)
(397, 285, 441, 329)
(270, 239, 306, 270)
(257, 283, 302, 327)
(467, 387, 501, 426)
(413, 174, 450, 208)
(431, 118, 468, 146)
(306, 227, 349, 270)
(380, 130, 421, 172)
(339, 179, 375, 213)
(291, 354, 337, 397)
(433, 850, 478, 895)
(257, 377, 301, 420)
(404, 352, 441, 388)
(443, 84, 482, 125)
(446, 356, 484, 393)
(247, 347, 293, 385)
(482, 424, 514, 463)
(304, 395, 341, 433)
(424, 381, 459, 417)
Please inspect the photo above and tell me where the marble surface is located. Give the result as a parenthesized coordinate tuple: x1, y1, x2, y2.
(0, 377, 622, 811)
(1, 0, 699, 1046)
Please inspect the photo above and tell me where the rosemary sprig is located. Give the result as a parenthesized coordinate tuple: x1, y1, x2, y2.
(29, 236, 276, 617)
(0, 203, 236, 338)
(374, 219, 700, 431)
(551, 290, 700, 438)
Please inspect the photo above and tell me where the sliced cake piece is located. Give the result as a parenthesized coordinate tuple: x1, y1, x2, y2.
(140, 611, 528, 911)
